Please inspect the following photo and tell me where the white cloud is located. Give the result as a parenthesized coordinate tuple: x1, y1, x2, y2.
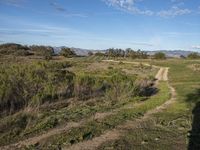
(103, 0, 154, 16)
(162, 32, 200, 38)
(157, 6, 191, 17)
(103, 0, 192, 17)
(130, 42, 154, 47)
(192, 45, 200, 49)
(171, 0, 184, 3)
(105, 0, 134, 7)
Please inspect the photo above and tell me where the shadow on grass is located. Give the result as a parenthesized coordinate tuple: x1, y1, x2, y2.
(186, 89, 200, 150)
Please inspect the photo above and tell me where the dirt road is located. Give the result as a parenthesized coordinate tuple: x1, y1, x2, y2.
(65, 66, 175, 150)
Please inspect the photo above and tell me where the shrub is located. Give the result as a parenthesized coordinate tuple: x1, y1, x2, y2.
(88, 51, 94, 56)
(60, 47, 76, 57)
(154, 52, 166, 60)
(0, 61, 74, 116)
(105, 70, 138, 103)
(94, 52, 105, 57)
(0, 43, 30, 56)
(74, 75, 106, 100)
(29, 45, 54, 60)
(187, 52, 200, 59)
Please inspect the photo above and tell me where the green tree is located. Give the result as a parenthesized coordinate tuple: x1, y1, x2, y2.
(94, 52, 105, 57)
(60, 47, 76, 57)
(188, 52, 200, 59)
(154, 52, 166, 60)
(88, 51, 94, 56)
(29, 45, 54, 60)
(0, 43, 30, 56)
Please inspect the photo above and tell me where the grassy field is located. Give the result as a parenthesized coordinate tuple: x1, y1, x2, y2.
(97, 59, 200, 150)
(1, 56, 200, 150)
(0, 56, 160, 149)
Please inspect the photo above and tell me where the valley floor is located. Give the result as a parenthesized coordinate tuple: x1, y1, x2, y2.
(1, 57, 200, 150)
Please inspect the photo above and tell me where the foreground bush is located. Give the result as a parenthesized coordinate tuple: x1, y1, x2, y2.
(0, 61, 74, 116)
(0, 60, 154, 117)
(0, 43, 30, 56)
(74, 70, 153, 104)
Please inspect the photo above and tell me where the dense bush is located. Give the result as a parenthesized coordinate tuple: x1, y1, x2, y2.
(94, 52, 106, 57)
(154, 52, 166, 60)
(29, 45, 54, 60)
(74, 70, 151, 104)
(187, 52, 200, 59)
(0, 61, 74, 116)
(0, 58, 154, 116)
(0, 43, 56, 59)
(0, 43, 30, 56)
(75, 75, 96, 100)
(59, 47, 76, 58)
(88, 51, 94, 56)
(105, 70, 139, 103)
(105, 48, 148, 59)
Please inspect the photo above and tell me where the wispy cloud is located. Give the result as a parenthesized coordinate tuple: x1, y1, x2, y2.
(0, 0, 87, 18)
(0, 0, 25, 7)
(198, 6, 200, 14)
(0, 22, 96, 42)
(157, 6, 191, 18)
(0, 24, 80, 36)
(130, 42, 154, 47)
(103, 0, 192, 17)
(192, 45, 200, 49)
(163, 32, 200, 36)
(103, 0, 154, 16)
(48, 1, 88, 17)
(50, 2, 66, 12)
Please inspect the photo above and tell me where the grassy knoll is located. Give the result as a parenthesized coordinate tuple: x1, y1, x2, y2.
(24, 81, 170, 149)
(98, 59, 200, 150)
(0, 56, 157, 148)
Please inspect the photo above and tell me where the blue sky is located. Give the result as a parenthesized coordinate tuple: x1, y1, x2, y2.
(0, 0, 200, 51)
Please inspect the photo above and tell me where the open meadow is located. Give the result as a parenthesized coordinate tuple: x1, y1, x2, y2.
(1, 0, 200, 149)
(0, 52, 200, 150)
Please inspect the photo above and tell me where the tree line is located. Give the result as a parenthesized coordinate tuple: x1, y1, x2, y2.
(1, 43, 200, 60)
(93, 48, 166, 59)
(0, 43, 77, 60)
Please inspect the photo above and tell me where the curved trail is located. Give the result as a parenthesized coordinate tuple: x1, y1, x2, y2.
(102, 60, 159, 69)
(65, 67, 175, 150)
(1, 62, 173, 150)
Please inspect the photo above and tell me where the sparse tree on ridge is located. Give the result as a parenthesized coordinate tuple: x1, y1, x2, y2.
(154, 52, 166, 60)
(60, 47, 76, 57)
(187, 52, 200, 59)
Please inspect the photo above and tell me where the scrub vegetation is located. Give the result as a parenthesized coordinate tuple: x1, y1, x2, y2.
(0, 43, 200, 150)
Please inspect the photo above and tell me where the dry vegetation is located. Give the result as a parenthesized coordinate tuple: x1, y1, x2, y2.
(188, 64, 200, 71)
(0, 52, 159, 149)
(1, 44, 200, 150)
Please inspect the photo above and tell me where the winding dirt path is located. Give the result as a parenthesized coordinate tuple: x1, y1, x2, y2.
(155, 67, 169, 81)
(102, 60, 159, 68)
(1, 62, 172, 150)
(65, 67, 175, 150)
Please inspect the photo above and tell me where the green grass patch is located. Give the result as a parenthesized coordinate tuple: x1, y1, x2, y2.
(25, 81, 170, 149)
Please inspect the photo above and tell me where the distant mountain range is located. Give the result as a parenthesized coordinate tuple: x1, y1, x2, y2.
(53, 47, 105, 56)
(54, 47, 197, 57)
